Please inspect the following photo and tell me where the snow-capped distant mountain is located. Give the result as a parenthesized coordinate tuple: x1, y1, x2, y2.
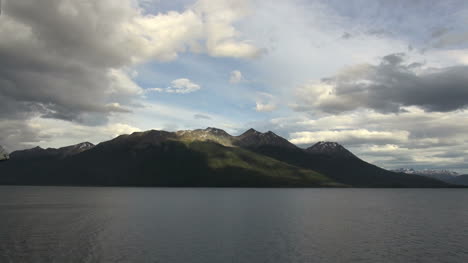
(306, 141, 356, 158)
(0, 146, 9, 161)
(393, 168, 459, 177)
(392, 168, 467, 185)
(58, 142, 95, 157)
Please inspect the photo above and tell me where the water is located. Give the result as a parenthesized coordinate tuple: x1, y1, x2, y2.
(0, 187, 467, 263)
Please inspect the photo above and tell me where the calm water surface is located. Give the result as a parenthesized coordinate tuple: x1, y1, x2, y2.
(0, 186, 467, 263)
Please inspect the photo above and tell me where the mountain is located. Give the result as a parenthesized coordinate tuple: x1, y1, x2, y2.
(0, 129, 340, 187)
(394, 168, 468, 186)
(241, 139, 450, 187)
(176, 127, 235, 146)
(450, 175, 468, 186)
(0, 128, 454, 187)
(0, 146, 9, 161)
(393, 168, 459, 177)
(234, 129, 298, 149)
(11, 142, 95, 160)
(306, 141, 356, 158)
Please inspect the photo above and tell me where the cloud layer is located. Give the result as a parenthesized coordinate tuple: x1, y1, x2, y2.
(294, 53, 468, 114)
(0, 0, 260, 149)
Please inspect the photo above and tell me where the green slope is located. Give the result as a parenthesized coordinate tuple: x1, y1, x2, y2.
(184, 141, 341, 187)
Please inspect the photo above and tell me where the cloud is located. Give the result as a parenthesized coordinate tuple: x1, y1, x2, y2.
(255, 102, 277, 112)
(254, 107, 468, 172)
(290, 129, 409, 146)
(229, 70, 243, 83)
(0, 0, 259, 119)
(0, 0, 261, 148)
(193, 0, 264, 58)
(145, 88, 164, 93)
(432, 30, 468, 48)
(294, 53, 468, 114)
(253, 92, 277, 112)
(0, 116, 143, 151)
(194, 113, 212, 120)
(145, 78, 201, 94)
(166, 78, 201, 94)
(130, 101, 241, 135)
(0, 119, 49, 151)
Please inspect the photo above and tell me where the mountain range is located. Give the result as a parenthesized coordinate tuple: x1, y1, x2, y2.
(0, 127, 457, 188)
(393, 168, 468, 186)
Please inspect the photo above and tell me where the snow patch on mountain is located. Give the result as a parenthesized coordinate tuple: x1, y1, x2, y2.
(306, 141, 355, 158)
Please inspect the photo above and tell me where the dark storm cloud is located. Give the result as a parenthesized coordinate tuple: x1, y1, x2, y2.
(0, 0, 142, 125)
(0, 119, 50, 151)
(299, 53, 468, 114)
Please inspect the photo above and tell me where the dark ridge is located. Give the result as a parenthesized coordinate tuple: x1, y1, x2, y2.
(10, 142, 94, 160)
(0, 127, 456, 188)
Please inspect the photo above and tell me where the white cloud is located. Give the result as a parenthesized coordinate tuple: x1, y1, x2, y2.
(0, 117, 141, 150)
(128, 101, 241, 134)
(255, 107, 468, 172)
(107, 69, 143, 97)
(145, 88, 164, 93)
(193, 0, 263, 58)
(290, 129, 409, 145)
(229, 70, 243, 83)
(166, 78, 201, 94)
(255, 102, 277, 112)
(0, 0, 262, 147)
(127, 0, 263, 61)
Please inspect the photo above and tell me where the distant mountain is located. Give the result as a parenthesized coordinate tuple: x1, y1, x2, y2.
(11, 142, 95, 160)
(0, 146, 9, 161)
(242, 140, 449, 187)
(450, 175, 468, 186)
(393, 168, 459, 177)
(393, 168, 468, 186)
(0, 128, 454, 188)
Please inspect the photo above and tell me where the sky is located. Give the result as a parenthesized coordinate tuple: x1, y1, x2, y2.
(1, 0, 468, 172)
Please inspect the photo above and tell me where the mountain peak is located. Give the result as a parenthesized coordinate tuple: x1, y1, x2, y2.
(235, 129, 298, 149)
(174, 127, 233, 146)
(241, 128, 261, 136)
(306, 141, 355, 158)
(58, 142, 95, 156)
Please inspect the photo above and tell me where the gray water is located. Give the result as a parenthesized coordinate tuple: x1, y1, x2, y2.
(0, 187, 467, 263)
